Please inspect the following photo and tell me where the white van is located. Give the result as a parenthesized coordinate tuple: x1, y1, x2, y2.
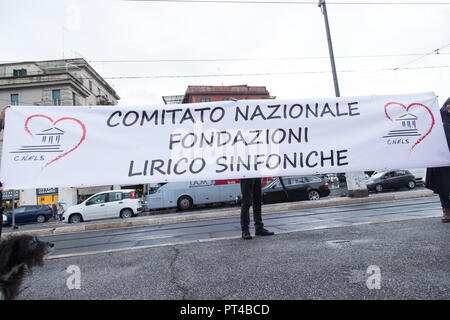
(144, 178, 274, 211)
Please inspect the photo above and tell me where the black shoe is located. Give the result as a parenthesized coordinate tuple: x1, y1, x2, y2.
(242, 230, 252, 240)
(255, 228, 274, 236)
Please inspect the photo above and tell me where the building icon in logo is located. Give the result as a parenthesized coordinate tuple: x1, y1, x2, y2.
(11, 126, 65, 154)
(383, 113, 421, 139)
(36, 127, 65, 145)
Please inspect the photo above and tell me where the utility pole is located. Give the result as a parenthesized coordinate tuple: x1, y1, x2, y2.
(318, 0, 340, 98)
(318, 0, 368, 197)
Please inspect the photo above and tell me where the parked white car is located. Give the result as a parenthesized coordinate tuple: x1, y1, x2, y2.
(407, 168, 426, 184)
(62, 189, 144, 223)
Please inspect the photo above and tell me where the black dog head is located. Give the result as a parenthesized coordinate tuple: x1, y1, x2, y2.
(0, 234, 54, 300)
(7, 235, 54, 268)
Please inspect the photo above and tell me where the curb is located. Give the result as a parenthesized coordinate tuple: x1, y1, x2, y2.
(2, 190, 436, 237)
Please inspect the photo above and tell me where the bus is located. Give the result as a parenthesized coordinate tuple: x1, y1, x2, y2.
(144, 178, 274, 211)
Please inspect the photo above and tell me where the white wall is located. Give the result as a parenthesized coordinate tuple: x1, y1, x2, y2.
(0, 63, 42, 77)
(18, 188, 77, 207)
(19, 189, 36, 205)
(0, 87, 44, 106)
(59, 187, 78, 207)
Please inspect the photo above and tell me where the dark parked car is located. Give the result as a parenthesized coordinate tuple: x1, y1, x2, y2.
(366, 170, 416, 193)
(3, 205, 53, 225)
(262, 176, 330, 204)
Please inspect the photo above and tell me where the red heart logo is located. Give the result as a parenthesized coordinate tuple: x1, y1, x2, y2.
(24, 114, 86, 168)
(384, 102, 435, 151)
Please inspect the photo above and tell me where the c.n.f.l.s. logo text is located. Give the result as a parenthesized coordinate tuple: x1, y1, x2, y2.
(383, 102, 435, 151)
(10, 114, 86, 169)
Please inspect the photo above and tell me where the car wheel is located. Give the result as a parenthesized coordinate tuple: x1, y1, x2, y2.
(177, 195, 193, 210)
(69, 213, 82, 224)
(120, 208, 133, 218)
(375, 184, 383, 192)
(407, 180, 416, 189)
(36, 215, 46, 223)
(307, 190, 320, 201)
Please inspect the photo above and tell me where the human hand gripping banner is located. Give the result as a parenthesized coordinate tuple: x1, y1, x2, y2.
(1, 92, 449, 189)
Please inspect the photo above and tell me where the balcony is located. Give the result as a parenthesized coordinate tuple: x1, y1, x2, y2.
(96, 95, 114, 105)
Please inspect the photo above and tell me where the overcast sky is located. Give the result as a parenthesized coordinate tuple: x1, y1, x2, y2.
(1, 0, 449, 106)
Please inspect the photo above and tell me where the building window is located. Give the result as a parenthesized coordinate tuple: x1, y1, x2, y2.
(13, 69, 27, 77)
(10, 93, 19, 106)
(200, 98, 211, 102)
(89, 80, 93, 92)
(72, 92, 76, 106)
(52, 89, 61, 106)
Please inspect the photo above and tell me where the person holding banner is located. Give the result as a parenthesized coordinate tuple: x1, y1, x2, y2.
(240, 178, 274, 240)
(425, 98, 450, 223)
(0, 182, 3, 240)
(0, 105, 9, 130)
(0, 106, 8, 239)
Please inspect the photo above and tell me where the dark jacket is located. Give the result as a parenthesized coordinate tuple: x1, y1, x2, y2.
(425, 97, 450, 195)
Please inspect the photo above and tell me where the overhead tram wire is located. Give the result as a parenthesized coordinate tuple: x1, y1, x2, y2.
(97, 64, 450, 80)
(393, 43, 450, 70)
(85, 52, 450, 64)
(125, 0, 450, 6)
(1, 51, 448, 64)
(1, 65, 449, 84)
(0, 61, 447, 81)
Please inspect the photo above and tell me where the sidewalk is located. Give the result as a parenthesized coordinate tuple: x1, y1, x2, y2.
(2, 188, 437, 237)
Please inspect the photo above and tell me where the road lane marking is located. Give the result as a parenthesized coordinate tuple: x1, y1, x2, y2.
(46, 215, 440, 260)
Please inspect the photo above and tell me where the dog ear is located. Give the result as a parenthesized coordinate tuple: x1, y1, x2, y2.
(27, 237, 38, 249)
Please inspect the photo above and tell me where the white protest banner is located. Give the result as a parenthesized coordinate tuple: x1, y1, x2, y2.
(1, 92, 449, 189)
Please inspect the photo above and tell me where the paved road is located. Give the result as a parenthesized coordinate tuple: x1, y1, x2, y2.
(41, 196, 441, 258)
(17, 216, 449, 301)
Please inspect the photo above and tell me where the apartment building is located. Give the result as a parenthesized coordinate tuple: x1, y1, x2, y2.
(162, 85, 273, 104)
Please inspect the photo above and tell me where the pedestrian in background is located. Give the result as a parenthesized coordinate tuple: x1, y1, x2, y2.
(57, 202, 65, 221)
(240, 177, 274, 239)
(52, 204, 57, 220)
(425, 97, 450, 223)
